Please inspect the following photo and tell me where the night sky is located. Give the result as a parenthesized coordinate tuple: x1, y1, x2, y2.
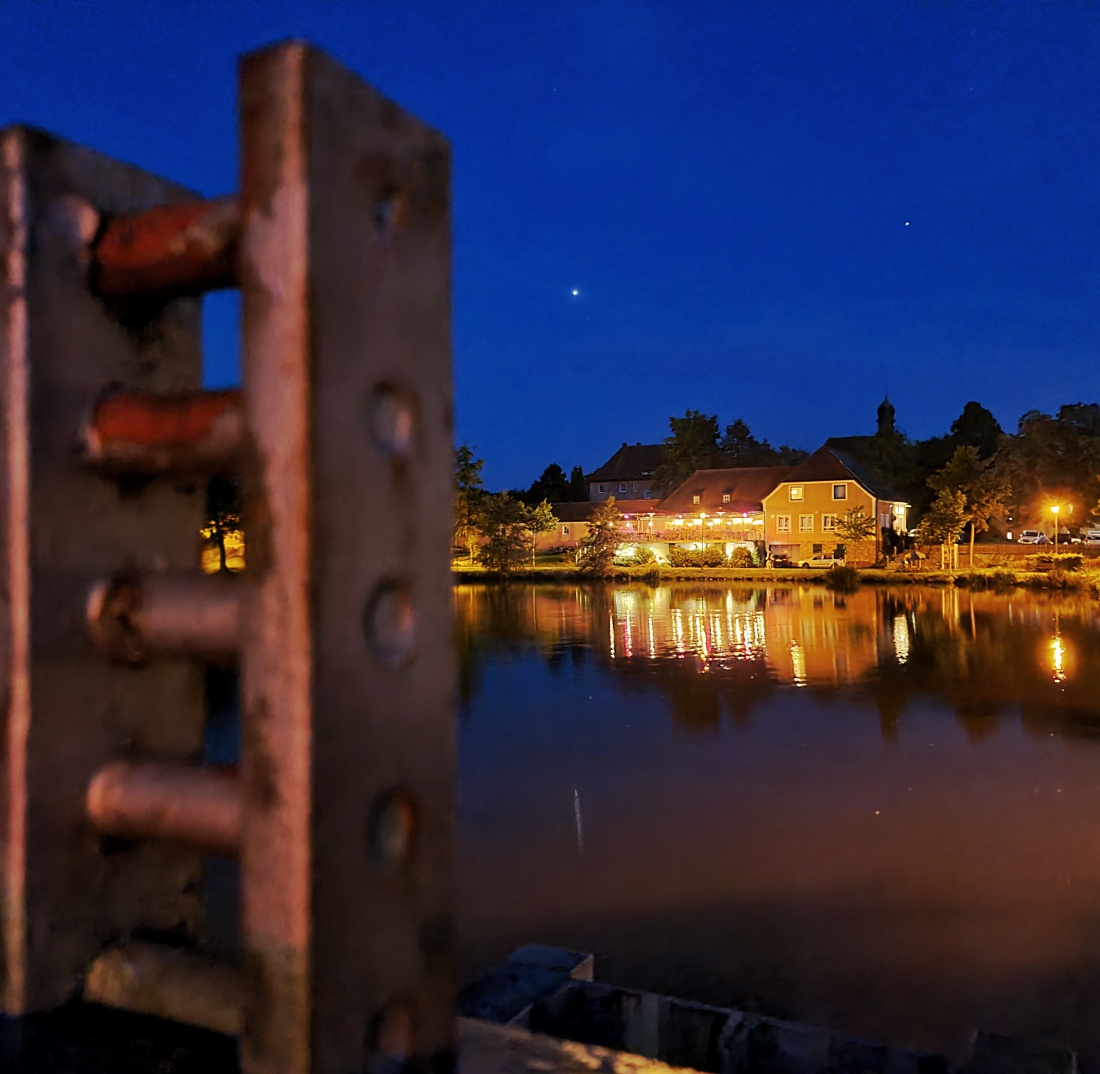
(2, 1, 1098, 490)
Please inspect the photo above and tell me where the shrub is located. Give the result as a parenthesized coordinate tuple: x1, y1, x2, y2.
(989, 569, 1017, 588)
(668, 545, 727, 568)
(728, 547, 755, 568)
(1046, 566, 1086, 591)
(1026, 553, 1083, 571)
(823, 564, 860, 593)
(613, 545, 656, 567)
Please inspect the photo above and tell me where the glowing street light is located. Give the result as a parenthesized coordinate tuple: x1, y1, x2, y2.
(1051, 504, 1061, 551)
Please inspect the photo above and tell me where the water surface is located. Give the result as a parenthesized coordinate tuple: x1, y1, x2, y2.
(456, 583, 1100, 1063)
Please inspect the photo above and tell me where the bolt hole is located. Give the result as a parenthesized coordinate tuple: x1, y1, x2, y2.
(373, 186, 407, 240)
(364, 579, 417, 666)
(368, 788, 418, 869)
(369, 385, 417, 460)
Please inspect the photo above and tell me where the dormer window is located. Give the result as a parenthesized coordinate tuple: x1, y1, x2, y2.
(692, 494, 701, 505)
(722, 493, 731, 503)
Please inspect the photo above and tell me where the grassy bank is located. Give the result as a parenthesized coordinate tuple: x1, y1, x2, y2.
(452, 559, 1100, 593)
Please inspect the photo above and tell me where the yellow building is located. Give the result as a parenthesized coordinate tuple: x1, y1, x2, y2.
(762, 445, 908, 565)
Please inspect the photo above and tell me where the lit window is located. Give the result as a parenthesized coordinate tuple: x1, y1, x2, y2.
(776, 515, 791, 533)
(722, 493, 731, 503)
(822, 514, 836, 531)
(832, 484, 847, 500)
(799, 514, 813, 532)
(692, 494, 701, 505)
(789, 486, 804, 501)
(597, 483, 605, 494)
(562, 525, 570, 536)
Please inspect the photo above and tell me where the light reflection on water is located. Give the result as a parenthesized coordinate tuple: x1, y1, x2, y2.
(456, 583, 1100, 1063)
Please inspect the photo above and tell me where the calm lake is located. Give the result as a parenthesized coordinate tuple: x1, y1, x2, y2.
(455, 582, 1100, 1064)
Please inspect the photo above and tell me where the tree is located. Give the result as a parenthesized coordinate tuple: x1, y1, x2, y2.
(928, 445, 1008, 565)
(477, 493, 530, 572)
(578, 497, 622, 576)
(996, 404, 1100, 528)
(718, 419, 781, 466)
(569, 465, 587, 501)
(522, 463, 571, 505)
(654, 410, 720, 490)
(834, 506, 877, 561)
(915, 488, 967, 569)
(454, 444, 485, 560)
(776, 444, 809, 465)
(950, 401, 1003, 459)
(204, 476, 243, 572)
(525, 499, 558, 565)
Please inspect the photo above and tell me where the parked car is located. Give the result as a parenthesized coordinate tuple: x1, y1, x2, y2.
(1017, 530, 1049, 545)
(800, 553, 845, 568)
(1083, 531, 1100, 545)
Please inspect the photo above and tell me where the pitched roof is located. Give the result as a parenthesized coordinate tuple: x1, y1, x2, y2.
(780, 446, 908, 504)
(587, 443, 663, 481)
(657, 466, 792, 515)
(548, 499, 658, 523)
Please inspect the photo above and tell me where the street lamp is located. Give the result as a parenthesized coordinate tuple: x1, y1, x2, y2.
(1051, 504, 1060, 551)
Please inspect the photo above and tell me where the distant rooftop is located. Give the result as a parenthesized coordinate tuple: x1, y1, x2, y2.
(658, 466, 793, 515)
(587, 442, 663, 482)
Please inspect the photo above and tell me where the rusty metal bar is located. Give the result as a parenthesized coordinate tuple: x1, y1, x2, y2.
(81, 388, 243, 476)
(86, 760, 241, 856)
(92, 195, 240, 300)
(87, 571, 243, 662)
(0, 125, 206, 1016)
(85, 942, 245, 1036)
(238, 42, 455, 1074)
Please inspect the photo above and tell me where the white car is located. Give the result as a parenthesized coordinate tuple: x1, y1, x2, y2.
(1083, 531, 1100, 545)
(1017, 530, 1049, 545)
(800, 553, 845, 569)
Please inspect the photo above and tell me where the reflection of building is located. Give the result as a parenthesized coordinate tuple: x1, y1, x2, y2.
(602, 585, 885, 687)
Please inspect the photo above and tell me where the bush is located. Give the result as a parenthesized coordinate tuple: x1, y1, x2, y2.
(823, 564, 860, 593)
(728, 547, 755, 568)
(989, 569, 1017, 588)
(1046, 566, 1086, 591)
(1026, 552, 1083, 571)
(668, 545, 727, 568)
(613, 545, 656, 567)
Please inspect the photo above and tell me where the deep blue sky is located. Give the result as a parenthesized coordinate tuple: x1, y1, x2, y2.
(3, 1, 1098, 490)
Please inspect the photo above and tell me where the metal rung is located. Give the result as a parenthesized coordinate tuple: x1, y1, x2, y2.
(81, 389, 243, 476)
(92, 196, 240, 300)
(86, 760, 241, 856)
(85, 942, 245, 1036)
(87, 572, 243, 662)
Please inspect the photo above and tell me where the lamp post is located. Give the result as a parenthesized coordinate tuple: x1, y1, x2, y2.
(1051, 504, 1060, 551)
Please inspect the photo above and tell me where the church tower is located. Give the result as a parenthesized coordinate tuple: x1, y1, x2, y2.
(876, 395, 896, 436)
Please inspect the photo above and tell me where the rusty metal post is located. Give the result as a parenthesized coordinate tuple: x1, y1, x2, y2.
(0, 127, 207, 1014)
(238, 42, 455, 1074)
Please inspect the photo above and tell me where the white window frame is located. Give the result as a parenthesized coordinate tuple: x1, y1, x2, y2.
(618, 483, 627, 493)
(722, 493, 731, 503)
(597, 483, 606, 494)
(799, 514, 814, 533)
(789, 486, 804, 501)
(822, 514, 837, 532)
(832, 483, 847, 500)
(776, 515, 791, 534)
(692, 494, 701, 505)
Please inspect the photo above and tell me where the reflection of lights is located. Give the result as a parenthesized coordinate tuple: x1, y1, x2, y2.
(893, 614, 910, 664)
(672, 608, 685, 652)
(608, 614, 616, 659)
(623, 613, 633, 657)
(790, 640, 807, 686)
(647, 614, 655, 655)
(1050, 635, 1067, 683)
